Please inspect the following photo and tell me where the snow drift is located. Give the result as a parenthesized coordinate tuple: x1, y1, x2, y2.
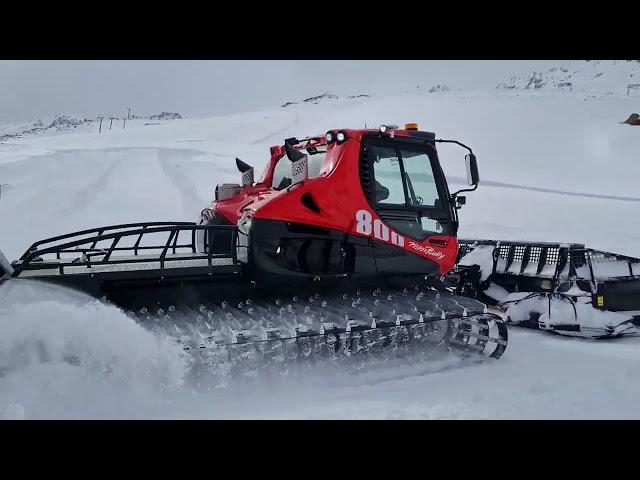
(0, 280, 188, 419)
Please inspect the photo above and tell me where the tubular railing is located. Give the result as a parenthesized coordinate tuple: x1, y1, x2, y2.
(13, 222, 244, 275)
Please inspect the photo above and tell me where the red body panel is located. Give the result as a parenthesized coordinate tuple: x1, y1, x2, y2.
(205, 129, 458, 275)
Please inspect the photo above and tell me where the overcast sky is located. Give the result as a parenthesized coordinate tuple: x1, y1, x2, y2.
(0, 60, 559, 124)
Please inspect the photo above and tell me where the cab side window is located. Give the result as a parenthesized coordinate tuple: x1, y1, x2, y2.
(369, 143, 446, 239)
(370, 146, 405, 204)
(400, 149, 439, 207)
(271, 156, 292, 190)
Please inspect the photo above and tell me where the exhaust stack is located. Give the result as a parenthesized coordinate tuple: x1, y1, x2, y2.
(284, 142, 308, 185)
(236, 158, 254, 186)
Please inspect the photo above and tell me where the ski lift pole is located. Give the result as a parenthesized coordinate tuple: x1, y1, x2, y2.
(0, 184, 8, 200)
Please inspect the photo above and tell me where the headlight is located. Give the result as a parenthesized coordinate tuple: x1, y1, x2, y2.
(325, 131, 335, 143)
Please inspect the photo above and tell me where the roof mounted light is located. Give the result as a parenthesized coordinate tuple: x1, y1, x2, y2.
(405, 122, 419, 131)
(325, 131, 335, 143)
(336, 130, 347, 143)
(379, 124, 399, 135)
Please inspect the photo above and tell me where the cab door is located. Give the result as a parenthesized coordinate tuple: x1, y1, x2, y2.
(362, 138, 454, 275)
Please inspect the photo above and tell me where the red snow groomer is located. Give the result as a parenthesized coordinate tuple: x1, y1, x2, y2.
(1, 124, 509, 377)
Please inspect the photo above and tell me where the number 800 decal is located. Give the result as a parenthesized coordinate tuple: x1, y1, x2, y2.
(355, 209, 404, 247)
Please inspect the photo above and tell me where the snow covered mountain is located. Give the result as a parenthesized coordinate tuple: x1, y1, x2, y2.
(281, 92, 371, 108)
(147, 112, 182, 120)
(0, 114, 94, 142)
(0, 112, 184, 143)
(496, 60, 640, 95)
(428, 84, 451, 93)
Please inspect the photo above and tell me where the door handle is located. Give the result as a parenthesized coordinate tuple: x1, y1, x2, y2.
(428, 238, 448, 247)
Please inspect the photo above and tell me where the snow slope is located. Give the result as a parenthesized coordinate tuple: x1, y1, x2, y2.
(1, 85, 640, 419)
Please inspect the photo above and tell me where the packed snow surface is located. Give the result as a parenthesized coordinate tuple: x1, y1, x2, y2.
(1, 78, 640, 419)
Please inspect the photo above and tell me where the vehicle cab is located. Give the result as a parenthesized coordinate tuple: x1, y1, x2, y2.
(198, 124, 480, 281)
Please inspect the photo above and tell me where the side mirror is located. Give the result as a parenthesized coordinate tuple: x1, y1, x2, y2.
(236, 158, 254, 186)
(465, 153, 479, 186)
(284, 142, 308, 184)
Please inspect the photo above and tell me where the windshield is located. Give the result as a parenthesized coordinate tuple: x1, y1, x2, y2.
(271, 147, 326, 190)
